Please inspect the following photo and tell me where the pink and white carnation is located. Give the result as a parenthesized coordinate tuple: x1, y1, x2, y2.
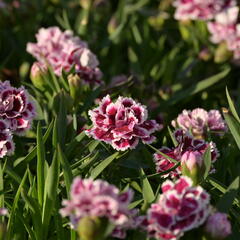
(208, 6, 239, 43)
(171, 108, 227, 138)
(225, 24, 240, 59)
(154, 129, 219, 178)
(27, 26, 102, 85)
(147, 176, 210, 240)
(0, 119, 14, 158)
(207, 6, 240, 60)
(205, 212, 232, 239)
(0, 81, 36, 135)
(85, 95, 161, 151)
(173, 0, 236, 21)
(60, 177, 134, 230)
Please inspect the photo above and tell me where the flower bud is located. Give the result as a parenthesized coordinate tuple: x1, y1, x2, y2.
(77, 216, 109, 240)
(108, 16, 119, 35)
(205, 212, 231, 239)
(214, 42, 232, 63)
(68, 74, 81, 104)
(199, 48, 212, 61)
(181, 150, 204, 185)
(30, 62, 47, 90)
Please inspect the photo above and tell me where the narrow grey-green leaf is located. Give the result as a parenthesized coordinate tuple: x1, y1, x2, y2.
(37, 122, 45, 207)
(58, 144, 73, 198)
(167, 126, 178, 147)
(14, 119, 54, 167)
(42, 151, 60, 239)
(140, 168, 155, 203)
(90, 152, 119, 179)
(165, 68, 230, 105)
(203, 146, 211, 179)
(217, 177, 240, 213)
(226, 87, 240, 123)
(7, 170, 28, 240)
(147, 144, 178, 163)
(223, 109, 240, 150)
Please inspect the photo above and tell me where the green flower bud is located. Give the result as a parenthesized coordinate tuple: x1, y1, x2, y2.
(214, 42, 232, 63)
(181, 151, 205, 185)
(77, 217, 110, 240)
(30, 62, 48, 90)
(68, 74, 81, 104)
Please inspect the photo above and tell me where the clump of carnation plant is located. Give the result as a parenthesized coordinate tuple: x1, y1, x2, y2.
(60, 177, 141, 239)
(147, 176, 210, 240)
(27, 26, 102, 85)
(154, 129, 218, 179)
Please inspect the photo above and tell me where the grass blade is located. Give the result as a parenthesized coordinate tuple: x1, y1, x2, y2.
(90, 152, 119, 179)
(37, 122, 45, 207)
(7, 170, 28, 240)
(217, 177, 240, 213)
(140, 168, 155, 203)
(223, 108, 240, 150)
(226, 87, 240, 123)
(58, 144, 73, 198)
(42, 151, 60, 239)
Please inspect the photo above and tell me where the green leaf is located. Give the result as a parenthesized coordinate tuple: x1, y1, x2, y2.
(66, 131, 86, 157)
(217, 177, 240, 213)
(203, 146, 211, 179)
(14, 119, 54, 167)
(223, 108, 240, 150)
(21, 190, 43, 240)
(42, 151, 60, 239)
(79, 87, 101, 114)
(90, 152, 119, 179)
(129, 199, 144, 209)
(140, 168, 155, 203)
(58, 144, 73, 198)
(226, 87, 240, 123)
(0, 162, 4, 208)
(7, 170, 28, 240)
(147, 144, 178, 163)
(165, 68, 230, 105)
(37, 122, 45, 207)
(167, 126, 178, 147)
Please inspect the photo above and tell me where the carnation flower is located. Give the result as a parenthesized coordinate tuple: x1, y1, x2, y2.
(205, 212, 232, 239)
(225, 24, 240, 59)
(0, 81, 36, 135)
(60, 177, 134, 230)
(207, 6, 240, 60)
(171, 108, 227, 138)
(147, 176, 210, 240)
(173, 0, 236, 21)
(154, 129, 219, 178)
(27, 26, 102, 85)
(0, 119, 14, 158)
(207, 7, 239, 44)
(85, 95, 161, 151)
